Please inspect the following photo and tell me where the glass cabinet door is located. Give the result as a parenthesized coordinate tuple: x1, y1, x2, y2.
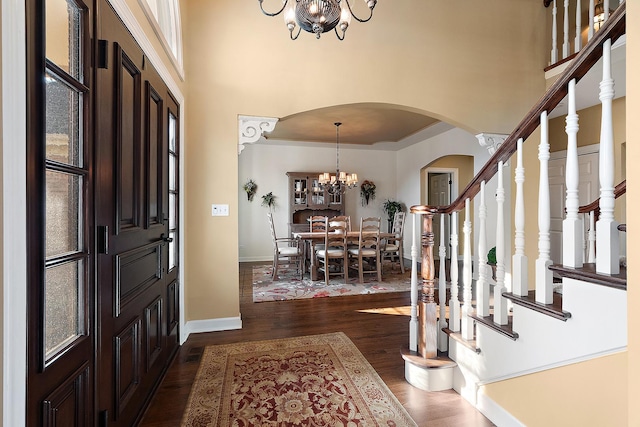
(293, 178, 307, 206)
(310, 177, 324, 206)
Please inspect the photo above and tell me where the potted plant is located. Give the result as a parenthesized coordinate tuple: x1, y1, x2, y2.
(243, 179, 257, 201)
(360, 180, 376, 206)
(382, 199, 403, 232)
(261, 192, 276, 211)
(487, 246, 497, 280)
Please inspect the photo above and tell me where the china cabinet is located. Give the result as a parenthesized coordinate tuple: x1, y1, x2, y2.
(286, 172, 345, 236)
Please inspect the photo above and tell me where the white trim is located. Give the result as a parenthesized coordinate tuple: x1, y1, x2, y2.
(183, 317, 243, 339)
(106, 0, 188, 344)
(2, 0, 27, 425)
(240, 256, 272, 263)
(476, 391, 525, 427)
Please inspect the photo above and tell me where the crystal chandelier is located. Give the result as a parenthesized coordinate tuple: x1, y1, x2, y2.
(319, 122, 358, 195)
(258, 0, 377, 40)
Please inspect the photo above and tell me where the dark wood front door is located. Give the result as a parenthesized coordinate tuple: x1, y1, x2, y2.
(26, 0, 180, 425)
(94, 1, 179, 425)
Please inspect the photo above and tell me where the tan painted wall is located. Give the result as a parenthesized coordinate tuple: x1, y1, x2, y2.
(482, 352, 628, 426)
(182, 0, 547, 321)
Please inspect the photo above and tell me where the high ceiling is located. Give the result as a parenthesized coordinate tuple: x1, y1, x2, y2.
(264, 104, 440, 146)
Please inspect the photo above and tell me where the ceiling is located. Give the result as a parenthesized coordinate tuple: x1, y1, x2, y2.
(264, 104, 440, 146)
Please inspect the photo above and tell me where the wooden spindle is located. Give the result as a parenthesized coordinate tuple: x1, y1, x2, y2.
(494, 161, 508, 325)
(449, 211, 460, 332)
(536, 111, 554, 304)
(476, 181, 490, 316)
(563, 78, 584, 268)
(410, 212, 419, 352)
(419, 213, 437, 359)
(438, 213, 448, 351)
(596, 38, 620, 274)
(513, 138, 528, 296)
(462, 199, 474, 339)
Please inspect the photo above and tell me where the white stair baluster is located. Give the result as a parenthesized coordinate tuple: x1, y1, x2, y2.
(563, 78, 585, 268)
(575, 0, 582, 53)
(596, 38, 620, 274)
(588, 0, 595, 41)
(462, 199, 474, 339)
(536, 111, 554, 304)
(449, 211, 460, 332)
(476, 181, 490, 316)
(438, 214, 448, 351)
(513, 138, 528, 296)
(410, 212, 419, 352)
(587, 211, 596, 263)
(494, 162, 508, 325)
(563, 0, 570, 58)
(551, 0, 559, 64)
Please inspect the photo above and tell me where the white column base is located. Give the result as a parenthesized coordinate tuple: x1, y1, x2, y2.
(535, 258, 553, 304)
(596, 219, 620, 274)
(404, 360, 455, 392)
(450, 300, 461, 332)
(512, 254, 528, 296)
(563, 217, 584, 268)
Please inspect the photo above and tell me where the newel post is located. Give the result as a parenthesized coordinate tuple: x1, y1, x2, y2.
(419, 212, 437, 359)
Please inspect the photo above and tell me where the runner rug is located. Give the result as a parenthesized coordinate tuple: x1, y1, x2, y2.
(253, 265, 412, 302)
(181, 332, 417, 427)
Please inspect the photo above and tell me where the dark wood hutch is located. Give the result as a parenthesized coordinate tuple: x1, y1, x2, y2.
(287, 172, 345, 236)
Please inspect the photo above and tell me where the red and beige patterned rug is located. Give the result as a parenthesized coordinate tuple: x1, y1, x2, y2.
(253, 265, 412, 302)
(181, 332, 417, 426)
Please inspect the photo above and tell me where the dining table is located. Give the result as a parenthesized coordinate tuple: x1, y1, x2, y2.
(293, 230, 395, 281)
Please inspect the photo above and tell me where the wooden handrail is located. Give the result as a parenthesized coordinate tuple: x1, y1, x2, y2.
(578, 180, 626, 214)
(411, 2, 626, 216)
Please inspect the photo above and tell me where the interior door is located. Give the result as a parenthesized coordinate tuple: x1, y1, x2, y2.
(95, 1, 179, 424)
(429, 172, 451, 259)
(549, 150, 600, 265)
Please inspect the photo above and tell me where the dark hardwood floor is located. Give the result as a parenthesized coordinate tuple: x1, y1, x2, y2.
(139, 262, 495, 426)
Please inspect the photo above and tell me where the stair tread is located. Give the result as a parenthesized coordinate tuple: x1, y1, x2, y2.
(469, 313, 519, 340)
(549, 263, 626, 290)
(503, 290, 571, 321)
(400, 348, 457, 369)
(442, 328, 481, 353)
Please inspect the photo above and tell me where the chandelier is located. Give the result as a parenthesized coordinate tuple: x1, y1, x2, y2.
(258, 0, 377, 40)
(319, 122, 358, 195)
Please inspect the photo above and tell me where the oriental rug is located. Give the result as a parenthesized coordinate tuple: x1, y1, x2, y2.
(252, 265, 413, 303)
(180, 332, 417, 427)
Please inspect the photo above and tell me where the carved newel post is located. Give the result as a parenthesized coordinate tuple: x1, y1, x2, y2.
(419, 212, 438, 359)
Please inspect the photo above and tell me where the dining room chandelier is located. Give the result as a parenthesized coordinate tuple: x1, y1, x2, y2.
(258, 0, 377, 40)
(319, 122, 358, 195)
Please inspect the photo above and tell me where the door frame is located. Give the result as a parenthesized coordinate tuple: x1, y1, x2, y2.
(425, 167, 458, 261)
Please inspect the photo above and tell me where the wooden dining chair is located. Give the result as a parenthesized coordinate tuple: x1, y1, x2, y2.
(316, 218, 349, 285)
(267, 212, 303, 280)
(381, 211, 406, 273)
(348, 217, 382, 283)
(328, 215, 351, 231)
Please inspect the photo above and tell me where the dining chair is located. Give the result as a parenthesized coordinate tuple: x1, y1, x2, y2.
(316, 218, 349, 285)
(268, 212, 303, 280)
(348, 217, 382, 283)
(328, 215, 351, 231)
(381, 211, 406, 273)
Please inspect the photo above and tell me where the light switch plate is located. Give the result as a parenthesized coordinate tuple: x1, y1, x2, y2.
(211, 204, 229, 216)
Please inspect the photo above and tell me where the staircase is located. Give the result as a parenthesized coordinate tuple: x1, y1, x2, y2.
(403, 2, 627, 425)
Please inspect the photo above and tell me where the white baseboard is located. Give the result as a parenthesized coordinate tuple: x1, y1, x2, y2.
(239, 256, 271, 263)
(477, 390, 524, 427)
(182, 316, 242, 343)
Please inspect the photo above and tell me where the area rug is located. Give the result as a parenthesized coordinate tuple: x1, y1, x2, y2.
(253, 265, 413, 302)
(180, 332, 417, 427)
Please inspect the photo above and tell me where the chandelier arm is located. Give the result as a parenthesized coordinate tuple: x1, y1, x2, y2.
(342, 0, 375, 23)
(258, 0, 289, 17)
(334, 27, 346, 40)
(290, 26, 302, 40)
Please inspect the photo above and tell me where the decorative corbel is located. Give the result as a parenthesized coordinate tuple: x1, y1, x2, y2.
(476, 132, 509, 157)
(238, 115, 279, 155)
